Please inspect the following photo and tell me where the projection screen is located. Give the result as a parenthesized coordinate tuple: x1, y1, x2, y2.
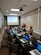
(7, 16, 19, 25)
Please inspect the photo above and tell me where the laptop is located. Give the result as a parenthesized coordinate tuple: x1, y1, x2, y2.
(29, 43, 41, 55)
(19, 34, 29, 43)
(23, 34, 29, 40)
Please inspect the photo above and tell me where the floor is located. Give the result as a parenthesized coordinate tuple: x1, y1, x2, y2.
(0, 31, 12, 55)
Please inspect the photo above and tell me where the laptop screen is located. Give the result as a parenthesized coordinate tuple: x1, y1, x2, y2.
(37, 43, 41, 52)
(23, 34, 29, 40)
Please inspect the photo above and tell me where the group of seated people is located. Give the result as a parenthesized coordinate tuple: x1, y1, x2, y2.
(5, 25, 41, 55)
(6, 24, 33, 35)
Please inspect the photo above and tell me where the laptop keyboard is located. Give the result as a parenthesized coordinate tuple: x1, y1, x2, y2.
(33, 51, 40, 55)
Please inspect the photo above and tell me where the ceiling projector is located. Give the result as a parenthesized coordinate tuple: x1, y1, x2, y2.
(20, 7, 23, 11)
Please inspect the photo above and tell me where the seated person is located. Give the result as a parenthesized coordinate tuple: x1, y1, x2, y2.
(7, 25, 14, 37)
(28, 26, 33, 35)
(30, 37, 37, 47)
(6, 26, 10, 34)
(23, 28, 26, 32)
(40, 36, 41, 41)
(22, 23, 26, 32)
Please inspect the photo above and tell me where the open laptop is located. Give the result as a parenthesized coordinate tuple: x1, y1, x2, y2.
(19, 34, 29, 43)
(29, 43, 41, 55)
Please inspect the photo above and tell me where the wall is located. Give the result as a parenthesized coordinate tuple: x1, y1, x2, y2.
(39, 7, 41, 32)
(21, 7, 41, 31)
(0, 10, 4, 29)
(4, 16, 7, 26)
(21, 7, 41, 39)
(0, 9, 4, 48)
(21, 9, 38, 30)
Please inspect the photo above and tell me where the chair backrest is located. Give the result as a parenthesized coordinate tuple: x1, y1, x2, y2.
(11, 44, 19, 54)
(30, 37, 37, 47)
(40, 36, 41, 41)
(8, 42, 19, 54)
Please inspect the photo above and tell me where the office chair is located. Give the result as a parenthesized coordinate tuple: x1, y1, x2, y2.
(8, 42, 19, 55)
(30, 37, 37, 48)
(40, 36, 41, 41)
(23, 28, 26, 32)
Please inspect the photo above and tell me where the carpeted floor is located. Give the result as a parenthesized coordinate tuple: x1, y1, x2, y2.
(0, 30, 12, 55)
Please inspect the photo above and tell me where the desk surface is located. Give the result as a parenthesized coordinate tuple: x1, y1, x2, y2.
(16, 34, 35, 49)
(11, 30, 35, 55)
(16, 32, 25, 36)
(12, 30, 25, 36)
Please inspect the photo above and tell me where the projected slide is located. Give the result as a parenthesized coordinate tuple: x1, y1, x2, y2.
(7, 16, 19, 25)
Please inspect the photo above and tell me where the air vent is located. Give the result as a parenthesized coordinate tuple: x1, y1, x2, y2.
(22, 5, 27, 7)
(18, 0, 21, 2)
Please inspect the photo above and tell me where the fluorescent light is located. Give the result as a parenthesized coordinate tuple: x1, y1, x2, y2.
(11, 9, 19, 11)
(9, 13, 18, 15)
(31, 0, 37, 1)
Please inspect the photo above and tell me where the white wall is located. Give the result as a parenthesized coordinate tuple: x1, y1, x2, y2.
(21, 8, 41, 33)
(0, 9, 4, 48)
(39, 13, 41, 32)
(21, 14, 38, 30)
(0, 10, 4, 28)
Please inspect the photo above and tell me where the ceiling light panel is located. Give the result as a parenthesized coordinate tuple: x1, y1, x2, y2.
(11, 9, 19, 11)
(31, 0, 37, 1)
(9, 13, 18, 15)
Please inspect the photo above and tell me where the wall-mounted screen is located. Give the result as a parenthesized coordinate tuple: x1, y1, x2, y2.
(7, 16, 19, 25)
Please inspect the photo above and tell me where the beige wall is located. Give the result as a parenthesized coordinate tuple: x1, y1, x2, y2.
(0, 9, 4, 48)
(21, 9, 38, 30)
(21, 7, 41, 31)
(38, 7, 41, 32)
(21, 7, 41, 39)
(0, 10, 4, 28)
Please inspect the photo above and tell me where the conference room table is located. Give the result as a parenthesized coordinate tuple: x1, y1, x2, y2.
(29, 40, 41, 55)
(9, 29, 36, 55)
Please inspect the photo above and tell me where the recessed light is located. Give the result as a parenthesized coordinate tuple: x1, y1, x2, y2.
(9, 13, 18, 15)
(6, 10, 8, 12)
(31, 0, 37, 1)
(11, 9, 19, 11)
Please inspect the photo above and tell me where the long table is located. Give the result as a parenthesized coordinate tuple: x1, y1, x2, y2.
(15, 33, 35, 55)
(11, 29, 36, 55)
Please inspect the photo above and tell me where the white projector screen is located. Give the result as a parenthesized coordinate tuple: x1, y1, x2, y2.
(7, 16, 19, 25)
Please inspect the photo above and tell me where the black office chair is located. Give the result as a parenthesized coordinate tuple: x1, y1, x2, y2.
(30, 37, 37, 48)
(8, 41, 19, 55)
(40, 36, 41, 41)
(23, 28, 26, 32)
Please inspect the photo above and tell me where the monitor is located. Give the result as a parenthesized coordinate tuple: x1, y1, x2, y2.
(37, 43, 41, 52)
(23, 34, 29, 40)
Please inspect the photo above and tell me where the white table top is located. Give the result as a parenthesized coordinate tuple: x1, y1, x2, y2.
(16, 32, 25, 36)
